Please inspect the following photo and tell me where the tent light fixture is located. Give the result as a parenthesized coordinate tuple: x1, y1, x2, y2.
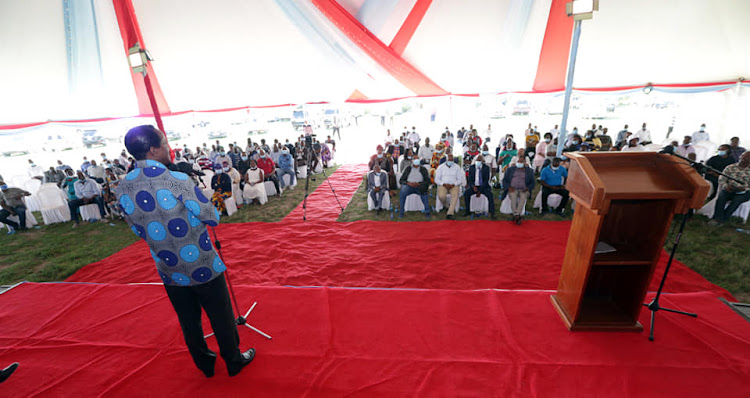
(643, 84, 653, 94)
(566, 0, 599, 21)
(127, 42, 153, 76)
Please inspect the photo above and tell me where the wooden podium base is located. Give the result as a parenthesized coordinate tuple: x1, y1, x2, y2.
(550, 295, 643, 332)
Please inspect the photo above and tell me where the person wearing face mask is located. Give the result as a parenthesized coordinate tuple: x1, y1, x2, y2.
(480, 144, 498, 180)
(256, 149, 281, 196)
(27, 159, 44, 181)
(214, 148, 232, 168)
(539, 157, 569, 216)
(276, 147, 296, 190)
(534, 133, 553, 173)
(675, 136, 696, 157)
(243, 159, 268, 205)
(387, 139, 405, 162)
(463, 155, 496, 218)
(620, 136, 645, 152)
(400, 148, 416, 171)
(435, 153, 466, 219)
(525, 127, 540, 160)
(634, 122, 651, 145)
(222, 161, 241, 187)
(497, 140, 517, 172)
(398, 158, 431, 219)
(709, 151, 750, 225)
(501, 155, 535, 224)
(582, 129, 601, 152)
(367, 163, 389, 214)
(0, 180, 32, 233)
(69, 170, 109, 227)
(417, 137, 434, 162)
(210, 164, 233, 215)
(429, 142, 448, 183)
(704, 144, 737, 201)
(563, 134, 584, 153)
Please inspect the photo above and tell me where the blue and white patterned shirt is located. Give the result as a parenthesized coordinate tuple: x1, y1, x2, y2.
(116, 159, 225, 286)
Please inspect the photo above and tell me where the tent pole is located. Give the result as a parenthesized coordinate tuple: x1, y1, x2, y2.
(144, 73, 165, 133)
(557, 19, 581, 158)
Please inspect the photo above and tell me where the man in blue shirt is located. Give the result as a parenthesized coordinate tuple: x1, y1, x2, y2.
(117, 125, 255, 378)
(539, 157, 569, 215)
(276, 147, 295, 189)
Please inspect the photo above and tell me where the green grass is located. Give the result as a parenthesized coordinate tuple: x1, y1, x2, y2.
(2, 162, 748, 304)
(0, 165, 340, 286)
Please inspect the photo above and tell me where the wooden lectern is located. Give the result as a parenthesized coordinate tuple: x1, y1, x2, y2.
(551, 152, 709, 331)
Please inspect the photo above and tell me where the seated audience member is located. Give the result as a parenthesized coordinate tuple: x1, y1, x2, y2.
(27, 159, 44, 181)
(369, 145, 396, 195)
(635, 122, 652, 145)
(325, 135, 336, 151)
(86, 160, 106, 183)
(44, 167, 66, 186)
(729, 137, 746, 162)
(435, 153, 465, 219)
(69, 171, 108, 227)
(237, 152, 251, 183)
(502, 155, 535, 224)
(309, 141, 323, 173)
(270, 143, 281, 164)
(387, 139, 405, 162)
(276, 147, 296, 189)
(210, 165, 233, 215)
(621, 136, 645, 152)
(81, 157, 92, 172)
(243, 159, 266, 205)
(463, 155, 496, 218)
(563, 134, 584, 152)
(692, 123, 710, 143)
(223, 161, 242, 188)
(320, 142, 333, 168)
(398, 158, 431, 218)
(61, 169, 79, 200)
(463, 143, 481, 174)
(429, 142, 448, 183)
(214, 149, 232, 168)
(257, 149, 281, 196)
(56, 160, 72, 172)
(705, 144, 736, 201)
(112, 159, 127, 174)
(367, 164, 389, 213)
(582, 129, 601, 151)
(525, 128, 540, 160)
(418, 137, 434, 162)
(103, 168, 123, 219)
(709, 151, 750, 225)
(597, 128, 612, 151)
(534, 133, 552, 173)
(0, 180, 31, 233)
(539, 157, 570, 215)
(400, 148, 415, 171)
(676, 136, 695, 157)
(497, 139, 517, 172)
(481, 144, 498, 178)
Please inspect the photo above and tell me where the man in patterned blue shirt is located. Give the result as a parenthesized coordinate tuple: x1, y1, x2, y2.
(117, 125, 255, 378)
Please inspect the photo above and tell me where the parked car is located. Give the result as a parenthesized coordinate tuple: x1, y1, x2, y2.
(512, 100, 531, 115)
(166, 130, 182, 141)
(208, 130, 227, 139)
(81, 129, 106, 148)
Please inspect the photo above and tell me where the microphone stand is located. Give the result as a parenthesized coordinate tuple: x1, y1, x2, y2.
(644, 152, 743, 341)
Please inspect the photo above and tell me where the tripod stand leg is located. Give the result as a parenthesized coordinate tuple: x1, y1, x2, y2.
(648, 309, 655, 341)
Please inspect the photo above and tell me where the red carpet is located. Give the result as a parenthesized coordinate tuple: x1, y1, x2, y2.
(1, 283, 748, 397)
(283, 163, 369, 222)
(67, 220, 734, 300)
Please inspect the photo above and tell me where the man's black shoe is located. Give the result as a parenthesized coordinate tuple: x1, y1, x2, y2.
(0, 362, 19, 383)
(490, 213, 497, 220)
(228, 348, 256, 377)
(201, 352, 217, 378)
(446, 214, 453, 220)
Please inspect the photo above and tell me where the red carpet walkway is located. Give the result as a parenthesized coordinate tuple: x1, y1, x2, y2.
(1, 283, 748, 397)
(283, 163, 369, 222)
(67, 220, 734, 300)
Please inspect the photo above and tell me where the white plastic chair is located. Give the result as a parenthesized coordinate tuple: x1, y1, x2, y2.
(232, 184, 243, 205)
(698, 193, 749, 223)
(403, 193, 425, 212)
(469, 194, 489, 214)
(435, 193, 460, 213)
(4, 208, 38, 230)
(79, 204, 103, 221)
(281, 174, 297, 189)
(200, 170, 215, 188)
(243, 181, 268, 205)
(367, 192, 391, 210)
(693, 141, 717, 163)
(500, 195, 527, 215)
(264, 181, 282, 196)
(36, 185, 71, 224)
(297, 165, 308, 180)
(532, 190, 563, 211)
(224, 196, 238, 216)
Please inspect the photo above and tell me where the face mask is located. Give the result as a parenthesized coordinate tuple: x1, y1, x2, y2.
(482, 151, 489, 156)
(30, 163, 36, 167)
(0, 185, 7, 190)
(260, 155, 266, 158)
(377, 153, 383, 159)
(573, 141, 580, 145)
(438, 149, 444, 154)
(215, 169, 223, 174)
(413, 159, 421, 166)
(223, 166, 230, 172)
(718, 150, 727, 156)
(516, 163, 525, 168)
(282, 150, 289, 155)
(700, 127, 705, 132)
(241, 156, 248, 161)
(407, 156, 412, 160)
(189, 159, 195, 164)
(551, 166, 559, 171)
(475, 160, 482, 166)
(250, 165, 257, 170)
(545, 138, 551, 143)
(102, 156, 107, 160)
(446, 160, 454, 166)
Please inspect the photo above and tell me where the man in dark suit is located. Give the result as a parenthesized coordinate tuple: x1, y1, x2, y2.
(463, 155, 495, 218)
